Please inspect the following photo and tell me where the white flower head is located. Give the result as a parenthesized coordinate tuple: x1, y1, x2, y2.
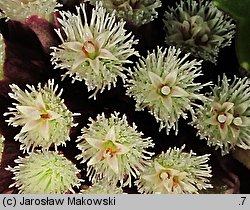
(76, 112, 154, 187)
(0, 134, 5, 164)
(193, 75, 250, 155)
(81, 179, 124, 194)
(51, 2, 139, 99)
(0, 33, 5, 80)
(135, 145, 212, 194)
(163, 0, 235, 63)
(126, 46, 209, 134)
(0, 0, 59, 21)
(4, 80, 77, 151)
(7, 151, 82, 194)
(88, 0, 162, 26)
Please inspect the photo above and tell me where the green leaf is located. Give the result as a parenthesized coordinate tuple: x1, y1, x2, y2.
(213, 0, 250, 20)
(213, 0, 250, 71)
(237, 20, 250, 71)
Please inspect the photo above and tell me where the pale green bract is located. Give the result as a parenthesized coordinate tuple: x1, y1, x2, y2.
(51, 2, 138, 99)
(4, 80, 77, 151)
(135, 145, 212, 194)
(76, 112, 154, 187)
(163, 0, 235, 63)
(193, 75, 250, 155)
(126, 46, 209, 134)
(7, 151, 81, 194)
(88, 0, 162, 26)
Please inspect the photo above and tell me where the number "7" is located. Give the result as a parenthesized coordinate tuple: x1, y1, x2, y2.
(241, 197, 246, 205)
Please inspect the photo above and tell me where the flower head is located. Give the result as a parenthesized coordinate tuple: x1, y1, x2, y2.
(77, 112, 154, 187)
(193, 75, 250, 155)
(81, 180, 124, 194)
(126, 46, 209, 134)
(7, 151, 81, 193)
(4, 80, 77, 151)
(88, 0, 162, 26)
(163, 0, 235, 63)
(135, 145, 212, 194)
(0, 134, 4, 164)
(0, 33, 5, 80)
(51, 2, 138, 99)
(0, 0, 59, 21)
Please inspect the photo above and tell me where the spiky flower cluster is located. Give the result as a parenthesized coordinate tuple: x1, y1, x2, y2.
(126, 46, 208, 134)
(77, 112, 154, 187)
(4, 80, 76, 151)
(7, 151, 81, 193)
(81, 180, 124, 194)
(88, 0, 162, 26)
(0, 33, 5, 80)
(0, 134, 4, 164)
(163, 0, 235, 63)
(0, 0, 58, 21)
(135, 145, 212, 194)
(193, 75, 250, 155)
(51, 3, 138, 99)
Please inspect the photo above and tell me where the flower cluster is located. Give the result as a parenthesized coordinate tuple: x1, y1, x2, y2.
(51, 2, 138, 99)
(7, 151, 81, 194)
(135, 145, 212, 194)
(77, 112, 154, 187)
(81, 180, 124, 194)
(126, 46, 208, 134)
(0, 33, 5, 80)
(0, 134, 4, 164)
(0, 0, 58, 21)
(88, 0, 162, 26)
(193, 75, 250, 155)
(163, 0, 235, 63)
(4, 80, 76, 151)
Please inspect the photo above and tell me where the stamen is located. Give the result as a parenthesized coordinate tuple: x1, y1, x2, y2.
(217, 114, 227, 123)
(233, 117, 242, 126)
(160, 85, 171, 96)
(160, 171, 169, 180)
(82, 40, 97, 59)
(40, 113, 50, 119)
(105, 148, 116, 158)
